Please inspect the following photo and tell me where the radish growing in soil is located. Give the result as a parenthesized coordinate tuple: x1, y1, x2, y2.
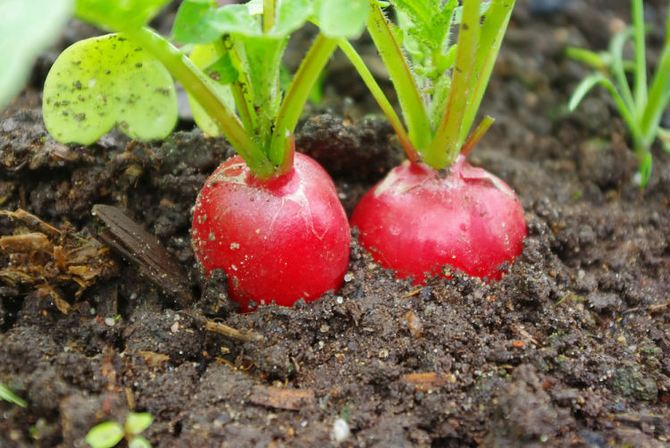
(341, 0, 526, 282)
(41, 0, 370, 310)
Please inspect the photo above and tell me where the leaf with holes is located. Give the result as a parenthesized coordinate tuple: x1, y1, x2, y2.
(43, 34, 177, 145)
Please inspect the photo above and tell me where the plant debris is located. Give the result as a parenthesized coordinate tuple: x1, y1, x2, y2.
(0, 209, 116, 313)
(249, 385, 316, 411)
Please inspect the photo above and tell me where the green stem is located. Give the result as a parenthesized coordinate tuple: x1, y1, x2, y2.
(632, 0, 647, 115)
(125, 27, 274, 177)
(366, 1, 431, 153)
(226, 37, 258, 135)
(639, 7, 670, 148)
(263, 0, 276, 33)
(458, 0, 515, 145)
(337, 39, 419, 162)
(609, 29, 635, 110)
(427, 0, 481, 168)
(269, 33, 337, 167)
(565, 47, 608, 70)
(461, 115, 495, 157)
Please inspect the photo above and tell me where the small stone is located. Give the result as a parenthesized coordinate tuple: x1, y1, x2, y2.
(331, 418, 350, 443)
(344, 273, 354, 282)
(104, 317, 115, 327)
(587, 292, 621, 311)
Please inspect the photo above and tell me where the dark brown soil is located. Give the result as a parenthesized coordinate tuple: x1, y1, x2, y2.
(2, 1, 669, 447)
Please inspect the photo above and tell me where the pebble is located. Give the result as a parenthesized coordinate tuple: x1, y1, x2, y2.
(331, 418, 350, 443)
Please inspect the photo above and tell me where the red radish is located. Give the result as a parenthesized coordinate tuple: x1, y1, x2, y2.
(351, 156, 526, 282)
(341, 0, 524, 283)
(192, 152, 350, 311)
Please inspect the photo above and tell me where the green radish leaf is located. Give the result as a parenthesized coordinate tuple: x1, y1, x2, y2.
(125, 412, 154, 435)
(43, 34, 177, 144)
(173, 0, 221, 44)
(247, 0, 263, 15)
(207, 53, 240, 84)
(173, 1, 260, 43)
(84, 421, 125, 448)
(0, 0, 72, 110)
(129, 436, 152, 448)
(75, 0, 170, 31)
(271, 0, 313, 36)
(202, 4, 261, 37)
(315, 0, 369, 38)
(187, 43, 236, 136)
(0, 383, 27, 408)
(174, 0, 312, 43)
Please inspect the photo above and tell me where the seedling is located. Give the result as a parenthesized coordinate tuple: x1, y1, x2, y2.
(42, 0, 370, 310)
(85, 412, 153, 448)
(342, 0, 526, 282)
(0, 0, 71, 110)
(568, 0, 670, 186)
(0, 382, 27, 408)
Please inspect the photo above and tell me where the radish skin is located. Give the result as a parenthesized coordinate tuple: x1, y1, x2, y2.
(192, 153, 350, 311)
(351, 156, 526, 282)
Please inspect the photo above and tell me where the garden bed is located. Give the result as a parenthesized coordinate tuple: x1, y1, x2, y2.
(1, 0, 669, 446)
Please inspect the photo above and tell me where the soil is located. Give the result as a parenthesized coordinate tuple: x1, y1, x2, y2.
(2, 0, 670, 447)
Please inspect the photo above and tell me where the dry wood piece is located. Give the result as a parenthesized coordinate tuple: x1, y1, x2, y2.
(403, 310, 423, 338)
(648, 300, 669, 315)
(0, 209, 116, 313)
(136, 350, 171, 367)
(249, 385, 315, 411)
(0, 233, 52, 253)
(204, 319, 263, 343)
(401, 372, 457, 392)
(1, 209, 61, 237)
(92, 204, 193, 307)
(185, 312, 263, 343)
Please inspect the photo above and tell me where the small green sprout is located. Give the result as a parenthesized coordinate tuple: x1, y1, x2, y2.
(338, 0, 515, 168)
(0, 382, 27, 408)
(85, 412, 153, 448)
(0, 0, 72, 110)
(568, 0, 670, 187)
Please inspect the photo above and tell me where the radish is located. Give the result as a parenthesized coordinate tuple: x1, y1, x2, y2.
(42, 0, 372, 309)
(341, 0, 525, 282)
(192, 152, 350, 311)
(351, 156, 525, 281)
